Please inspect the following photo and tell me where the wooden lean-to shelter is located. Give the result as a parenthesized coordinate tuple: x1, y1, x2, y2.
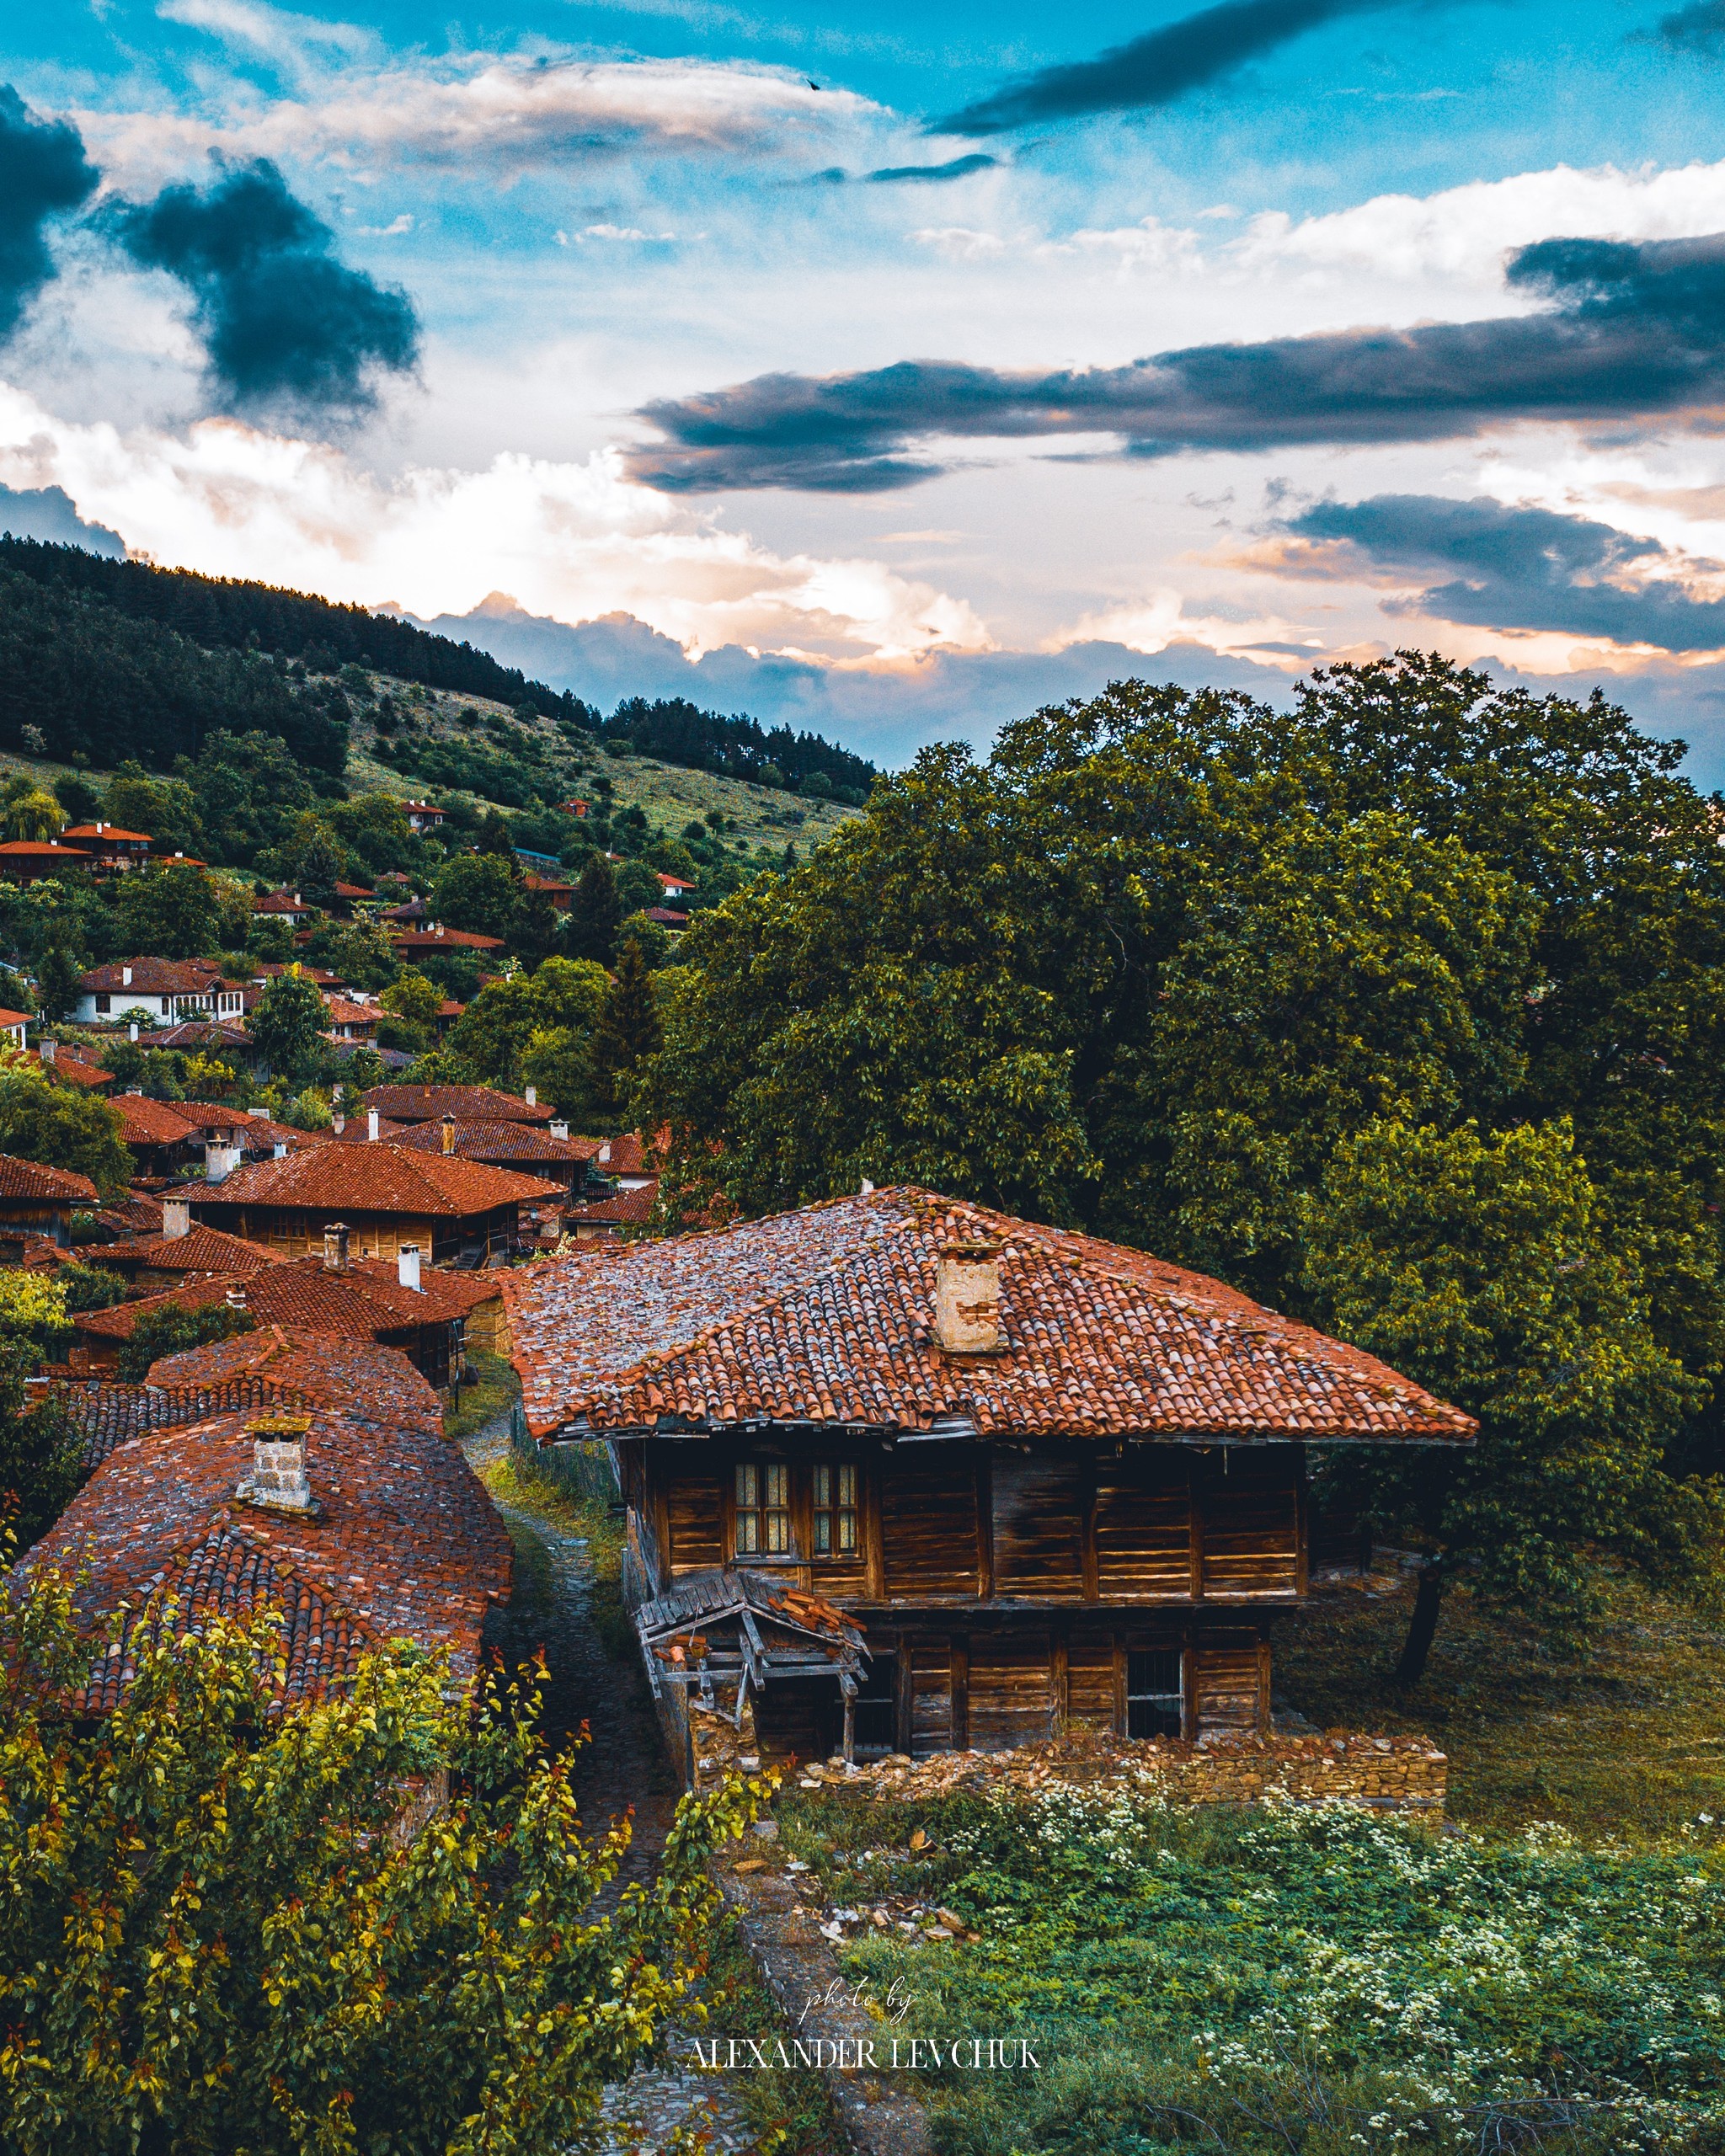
(503, 1188, 1475, 1781)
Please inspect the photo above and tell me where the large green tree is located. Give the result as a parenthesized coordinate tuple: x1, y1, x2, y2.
(246, 969, 329, 1086)
(115, 861, 222, 960)
(0, 1068, 130, 1196)
(430, 851, 521, 943)
(591, 936, 663, 1127)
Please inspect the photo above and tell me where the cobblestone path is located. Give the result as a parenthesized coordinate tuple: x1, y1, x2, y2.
(462, 1420, 763, 2153)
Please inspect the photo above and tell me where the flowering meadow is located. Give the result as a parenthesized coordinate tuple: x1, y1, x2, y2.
(787, 1791, 1725, 2154)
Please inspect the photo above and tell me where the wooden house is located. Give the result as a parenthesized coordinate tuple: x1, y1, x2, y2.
(503, 1188, 1474, 1779)
(0, 1154, 99, 1250)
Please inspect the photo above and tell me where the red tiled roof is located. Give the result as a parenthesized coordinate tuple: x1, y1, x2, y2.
(31, 1047, 114, 1089)
(102, 1225, 287, 1277)
(152, 1022, 254, 1053)
(656, 870, 696, 889)
(254, 890, 314, 914)
(114, 1094, 200, 1147)
(327, 1116, 411, 1143)
(502, 1186, 1479, 1446)
(186, 1144, 563, 1218)
(362, 1083, 554, 1126)
(522, 872, 574, 895)
(565, 1180, 658, 1225)
(643, 908, 688, 926)
(19, 1383, 511, 1704)
(333, 881, 375, 899)
(591, 1130, 651, 1177)
(386, 924, 506, 953)
(61, 825, 152, 843)
(338, 1254, 503, 1321)
(76, 1264, 426, 1346)
(325, 996, 378, 1027)
(80, 958, 231, 994)
(0, 841, 90, 860)
(145, 1324, 444, 1430)
(0, 1006, 27, 1027)
(0, 1152, 99, 1203)
(390, 1118, 596, 1165)
(93, 1192, 163, 1237)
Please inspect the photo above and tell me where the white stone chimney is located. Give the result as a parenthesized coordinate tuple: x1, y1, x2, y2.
(550, 1118, 569, 1142)
(367, 1107, 379, 1142)
(162, 1195, 190, 1240)
(933, 1241, 1005, 1355)
(441, 1114, 457, 1155)
(331, 1113, 345, 1134)
(323, 1220, 350, 1271)
(121, 965, 132, 987)
(272, 1140, 287, 1159)
(241, 1417, 312, 1510)
(598, 1139, 611, 1166)
(205, 1139, 241, 1183)
(127, 1022, 139, 1043)
(225, 1283, 248, 1312)
(398, 1244, 422, 1292)
(524, 1084, 537, 1107)
(39, 1038, 55, 1065)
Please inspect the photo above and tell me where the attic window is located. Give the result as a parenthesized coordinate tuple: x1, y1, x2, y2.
(734, 1461, 789, 1556)
(813, 1461, 858, 1556)
(1125, 1648, 1183, 1740)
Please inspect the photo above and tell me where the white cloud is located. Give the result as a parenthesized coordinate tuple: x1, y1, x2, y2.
(157, 0, 377, 75)
(0, 382, 989, 665)
(1232, 158, 1725, 289)
(1048, 590, 1322, 666)
(76, 51, 886, 189)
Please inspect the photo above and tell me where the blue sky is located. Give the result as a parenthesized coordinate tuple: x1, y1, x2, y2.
(8, 0, 1725, 776)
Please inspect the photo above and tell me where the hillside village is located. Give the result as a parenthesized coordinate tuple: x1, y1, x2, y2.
(3, 553, 1725, 2156)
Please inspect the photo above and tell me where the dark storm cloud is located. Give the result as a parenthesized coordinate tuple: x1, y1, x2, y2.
(1282, 493, 1725, 651)
(628, 232, 1725, 493)
(0, 86, 99, 341)
(811, 153, 999, 184)
(934, 0, 1397, 135)
(110, 159, 419, 417)
(1653, 0, 1725, 48)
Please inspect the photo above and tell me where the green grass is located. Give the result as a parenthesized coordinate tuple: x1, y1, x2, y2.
(467, 1437, 634, 1662)
(1274, 1569, 1725, 1844)
(442, 1349, 519, 1443)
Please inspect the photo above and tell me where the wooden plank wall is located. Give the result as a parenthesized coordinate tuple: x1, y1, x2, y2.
(884, 1459, 980, 1599)
(667, 1470, 724, 1577)
(1095, 1454, 1193, 1598)
(991, 1459, 1087, 1599)
(1196, 1451, 1300, 1599)
(969, 1634, 1055, 1751)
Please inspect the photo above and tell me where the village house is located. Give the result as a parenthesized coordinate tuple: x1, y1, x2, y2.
(385, 921, 506, 960)
(73, 958, 248, 1027)
(324, 995, 380, 1043)
(360, 1081, 555, 1128)
(502, 1187, 1474, 1780)
(382, 1116, 603, 1198)
(0, 1155, 99, 1250)
(179, 1144, 563, 1265)
(93, 1200, 288, 1291)
(0, 840, 93, 882)
(58, 822, 154, 872)
(399, 801, 446, 833)
(563, 1182, 658, 1242)
(0, 1006, 27, 1050)
(15, 1338, 512, 1712)
(591, 1131, 654, 1190)
(26, 1038, 115, 1089)
(655, 870, 697, 903)
(252, 889, 317, 927)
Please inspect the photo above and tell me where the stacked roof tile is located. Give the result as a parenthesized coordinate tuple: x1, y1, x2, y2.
(389, 1118, 598, 1166)
(0, 1154, 99, 1203)
(179, 1145, 563, 1216)
(361, 1083, 554, 1126)
(146, 1324, 445, 1432)
(503, 1186, 1477, 1447)
(565, 1181, 658, 1227)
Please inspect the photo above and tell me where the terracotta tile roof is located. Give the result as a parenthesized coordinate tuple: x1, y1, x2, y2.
(44, 1371, 317, 1470)
(19, 1388, 511, 1705)
(339, 1255, 503, 1321)
(0, 841, 90, 862)
(361, 1083, 554, 1126)
(102, 1225, 287, 1277)
(254, 889, 314, 915)
(327, 1117, 411, 1143)
(643, 908, 688, 926)
(92, 1193, 163, 1238)
(390, 1119, 595, 1166)
(502, 1186, 1478, 1447)
(566, 1180, 658, 1225)
(113, 1094, 200, 1147)
(30, 1046, 114, 1088)
(0, 1152, 99, 1203)
(333, 880, 375, 899)
(655, 870, 696, 889)
(152, 1021, 254, 1054)
(74, 1263, 445, 1348)
(0, 1006, 28, 1027)
(325, 996, 378, 1027)
(386, 924, 505, 953)
(185, 1145, 563, 1218)
(590, 1130, 651, 1177)
(79, 958, 232, 994)
(61, 824, 152, 844)
(145, 1324, 445, 1431)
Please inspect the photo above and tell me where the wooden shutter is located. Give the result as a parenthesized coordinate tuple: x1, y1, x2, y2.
(991, 1456, 1085, 1601)
(667, 1470, 724, 1577)
(968, 1634, 1053, 1750)
(1199, 1449, 1299, 1598)
(1095, 1451, 1192, 1599)
(883, 1458, 979, 1600)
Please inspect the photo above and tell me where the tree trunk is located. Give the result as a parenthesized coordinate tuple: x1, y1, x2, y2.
(1394, 1561, 1446, 1689)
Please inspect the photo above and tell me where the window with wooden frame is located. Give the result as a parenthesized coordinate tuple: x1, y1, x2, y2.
(812, 1461, 859, 1558)
(734, 1460, 790, 1556)
(1125, 1647, 1183, 1739)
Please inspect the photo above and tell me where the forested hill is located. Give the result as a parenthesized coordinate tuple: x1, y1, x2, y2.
(0, 536, 882, 795)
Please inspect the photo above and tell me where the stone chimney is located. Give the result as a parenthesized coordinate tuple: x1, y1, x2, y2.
(933, 1241, 1005, 1355)
(225, 1283, 248, 1312)
(441, 1113, 457, 1155)
(128, 1022, 139, 1043)
(550, 1118, 569, 1142)
(39, 1038, 55, 1065)
(366, 1107, 379, 1142)
(241, 1415, 312, 1511)
(524, 1084, 537, 1107)
(598, 1139, 611, 1166)
(398, 1243, 422, 1292)
(331, 1113, 345, 1134)
(162, 1195, 190, 1240)
(121, 965, 132, 987)
(323, 1220, 350, 1271)
(205, 1139, 241, 1184)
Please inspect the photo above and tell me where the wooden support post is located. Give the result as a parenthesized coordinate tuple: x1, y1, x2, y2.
(1080, 1455, 1099, 1603)
(1294, 1444, 1310, 1598)
(1111, 1631, 1126, 1739)
(950, 1638, 969, 1751)
(1257, 1630, 1272, 1736)
(1188, 1454, 1206, 1604)
(1181, 1621, 1198, 1742)
(864, 1449, 885, 1603)
(975, 1450, 994, 1600)
(895, 1636, 913, 1756)
(1050, 1627, 1069, 1739)
(843, 1690, 856, 1764)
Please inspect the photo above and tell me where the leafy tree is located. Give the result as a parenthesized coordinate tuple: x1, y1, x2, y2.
(51, 774, 100, 825)
(1301, 1118, 1717, 1684)
(0, 879, 115, 971)
(247, 969, 329, 1086)
(257, 811, 352, 908)
(0, 1069, 130, 1196)
(56, 1262, 125, 1314)
(301, 915, 400, 991)
(115, 862, 222, 959)
(430, 851, 520, 943)
(477, 807, 515, 857)
(450, 957, 607, 1090)
(381, 968, 446, 1032)
(520, 1027, 596, 1124)
(0, 1358, 78, 1550)
(245, 911, 296, 962)
(101, 762, 202, 856)
(117, 1299, 254, 1381)
(559, 854, 622, 967)
(5, 791, 65, 842)
(33, 946, 84, 1022)
(591, 936, 662, 1125)
(0, 1576, 763, 2156)
(324, 791, 415, 874)
(181, 729, 315, 867)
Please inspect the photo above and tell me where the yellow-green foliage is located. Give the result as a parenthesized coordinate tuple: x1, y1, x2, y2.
(0, 1565, 775, 2154)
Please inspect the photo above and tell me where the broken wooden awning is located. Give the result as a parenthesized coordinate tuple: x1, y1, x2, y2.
(633, 1566, 869, 1732)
